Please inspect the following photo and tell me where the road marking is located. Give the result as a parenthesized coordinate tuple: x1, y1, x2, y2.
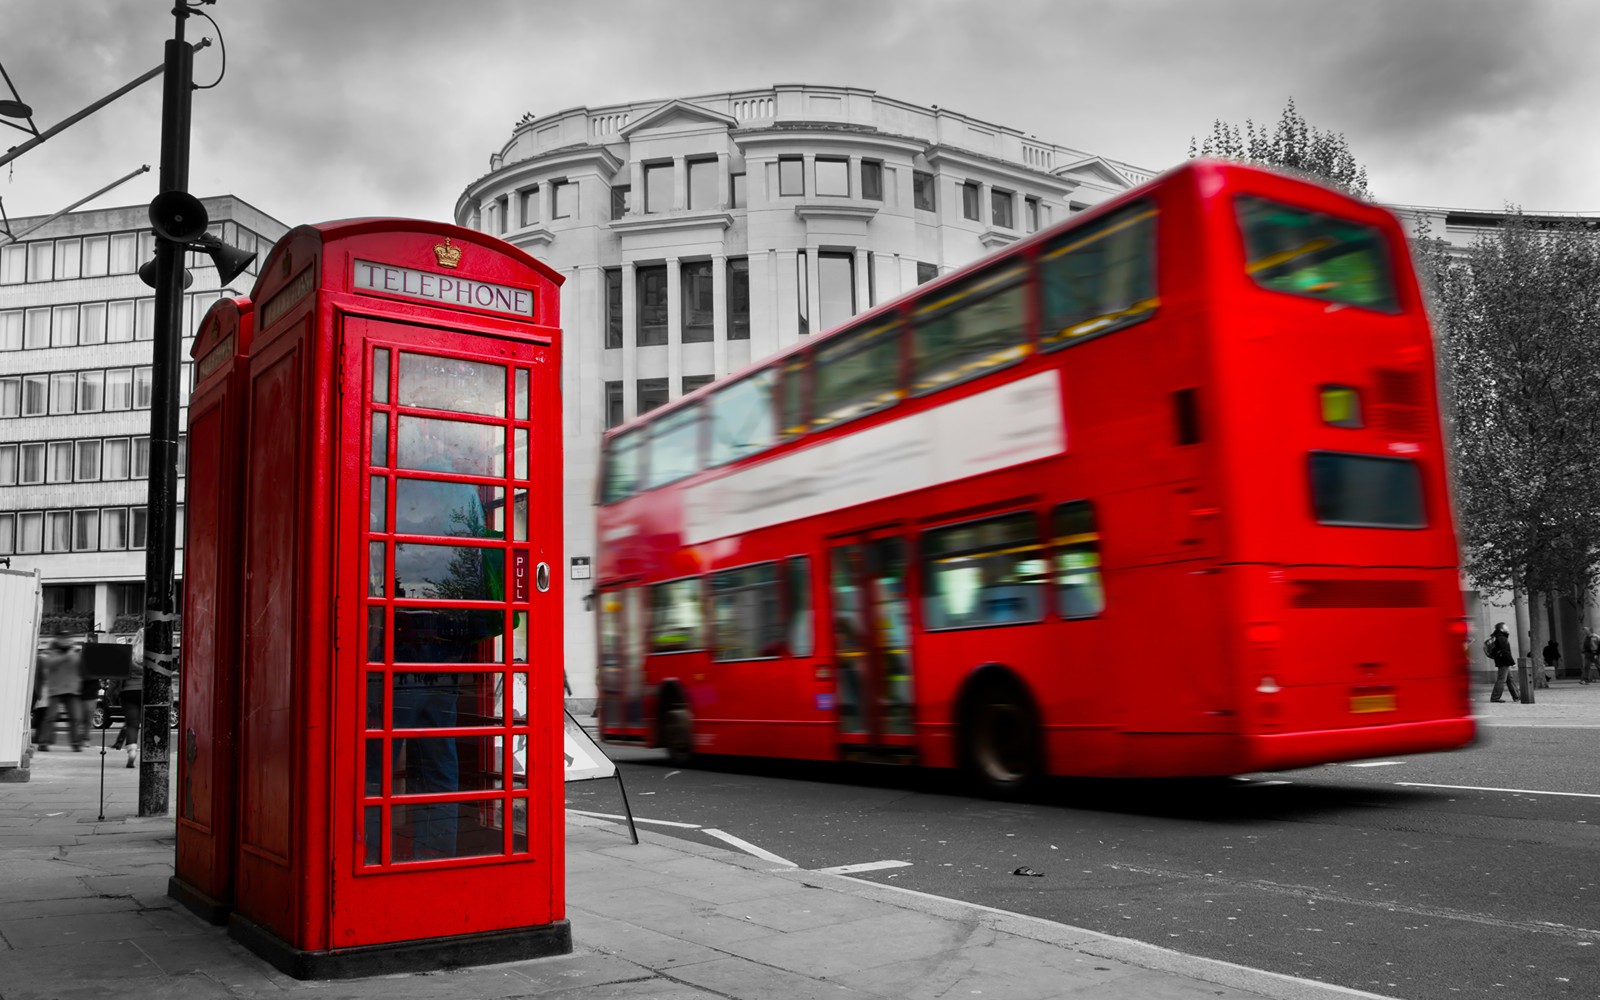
(1395, 782, 1600, 799)
(567, 808, 702, 829)
(1244, 779, 1293, 786)
(812, 860, 913, 875)
(1345, 761, 1404, 767)
(703, 828, 797, 868)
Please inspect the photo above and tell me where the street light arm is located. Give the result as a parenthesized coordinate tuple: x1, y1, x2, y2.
(0, 39, 210, 171)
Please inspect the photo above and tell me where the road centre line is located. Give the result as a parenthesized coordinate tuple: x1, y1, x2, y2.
(1395, 781, 1600, 799)
(703, 828, 797, 868)
(812, 860, 913, 875)
(1344, 761, 1404, 767)
(567, 808, 703, 829)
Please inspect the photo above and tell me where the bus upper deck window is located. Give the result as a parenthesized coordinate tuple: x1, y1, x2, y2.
(1236, 196, 1398, 312)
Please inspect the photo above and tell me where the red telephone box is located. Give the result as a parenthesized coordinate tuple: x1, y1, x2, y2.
(172, 295, 254, 923)
(226, 220, 567, 978)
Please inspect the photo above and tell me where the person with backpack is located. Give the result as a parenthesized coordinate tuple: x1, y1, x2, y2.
(1487, 622, 1521, 704)
(1582, 628, 1600, 684)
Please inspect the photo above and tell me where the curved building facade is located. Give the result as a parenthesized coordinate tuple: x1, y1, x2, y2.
(454, 84, 1153, 701)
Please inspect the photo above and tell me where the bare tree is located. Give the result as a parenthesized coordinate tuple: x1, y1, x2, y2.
(1190, 98, 1369, 199)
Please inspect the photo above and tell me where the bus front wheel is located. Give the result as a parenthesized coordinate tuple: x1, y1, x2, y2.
(660, 695, 695, 766)
(960, 677, 1042, 799)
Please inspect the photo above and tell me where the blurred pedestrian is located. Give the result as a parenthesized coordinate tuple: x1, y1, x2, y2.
(115, 632, 144, 768)
(30, 656, 50, 751)
(1582, 628, 1600, 684)
(1543, 637, 1561, 683)
(1488, 622, 1521, 704)
(40, 637, 87, 750)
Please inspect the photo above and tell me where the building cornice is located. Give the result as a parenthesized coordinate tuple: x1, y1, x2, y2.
(733, 125, 927, 159)
(608, 209, 735, 237)
(925, 145, 1079, 194)
(793, 201, 880, 224)
(978, 229, 1020, 249)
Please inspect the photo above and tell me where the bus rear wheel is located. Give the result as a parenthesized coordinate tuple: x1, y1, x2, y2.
(661, 696, 695, 766)
(961, 679, 1041, 799)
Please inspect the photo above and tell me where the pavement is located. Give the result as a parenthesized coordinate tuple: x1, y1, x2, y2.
(2, 680, 1594, 1000)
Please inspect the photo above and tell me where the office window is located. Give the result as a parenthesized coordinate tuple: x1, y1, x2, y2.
(778, 156, 804, 196)
(179, 362, 192, 408)
(796, 251, 809, 336)
(688, 158, 718, 210)
(635, 265, 668, 346)
(50, 305, 78, 347)
(24, 307, 49, 349)
(917, 262, 939, 285)
(519, 186, 539, 227)
(991, 188, 1014, 229)
(730, 172, 746, 209)
(604, 380, 624, 430)
(140, 230, 156, 267)
(76, 371, 104, 413)
(45, 510, 70, 552)
(132, 436, 151, 479)
(636, 377, 668, 417)
(79, 302, 107, 346)
(0, 377, 15, 417)
(603, 267, 623, 349)
(861, 160, 883, 201)
(82, 235, 109, 276)
(135, 298, 155, 341)
(0, 243, 23, 284)
(131, 507, 148, 550)
(726, 257, 750, 340)
(961, 182, 980, 221)
(75, 439, 101, 482)
(20, 443, 44, 484)
(0, 310, 19, 350)
(107, 300, 134, 343)
(103, 438, 130, 480)
(47, 441, 73, 483)
(0, 443, 13, 486)
(552, 179, 576, 218)
(682, 374, 714, 395)
(27, 241, 53, 282)
(644, 162, 672, 213)
(0, 513, 11, 555)
(134, 367, 154, 409)
(55, 239, 82, 279)
(496, 195, 509, 234)
(49, 373, 75, 415)
(913, 170, 935, 212)
(106, 369, 133, 410)
(109, 233, 137, 273)
(22, 375, 48, 416)
(102, 508, 127, 550)
(177, 433, 187, 477)
(681, 260, 714, 343)
(816, 158, 849, 197)
(18, 511, 43, 554)
(609, 185, 629, 220)
(1026, 196, 1041, 233)
(818, 252, 856, 331)
(72, 510, 99, 551)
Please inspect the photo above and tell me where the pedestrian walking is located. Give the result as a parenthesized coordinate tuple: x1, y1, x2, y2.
(1487, 622, 1522, 704)
(1582, 628, 1600, 684)
(1543, 637, 1561, 683)
(114, 633, 144, 769)
(39, 637, 88, 750)
(30, 658, 50, 750)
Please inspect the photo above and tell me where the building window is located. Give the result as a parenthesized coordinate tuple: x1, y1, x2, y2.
(50, 373, 75, 415)
(635, 265, 668, 347)
(992, 188, 1014, 229)
(1026, 196, 1041, 233)
(861, 160, 883, 201)
(45, 510, 70, 553)
(913, 170, 935, 212)
(730, 172, 746, 209)
(610, 185, 629, 220)
(681, 260, 714, 343)
(796, 251, 809, 336)
(177, 433, 187, 477)
(520, 187, 540, 227)
(636, 377, 668, 417)
(867, 254, 877, 307)
(80, 302, 106, 346)
(106, 369, 133, 411)
(72, 510, 99, 552)
(496, 196, 509, 234)
(51, 305, 78, 347)
(131, 507, 148, 550)
(603, 268, 623, 349)
(726, 257, 750, 340)
(816, 158, 849, 197)
(0, 377, 15, 417)
(55, 239, 81, 280)
(19, 443, 43, 485)
(103, 438, 130, 480)
(134, 367, 154, 410)
(108, 300, 134, 343)
(917, 262, 939, 285)
(22, 375, 47, 416)
(682, 374, 714, 396)
(552, 180, 576, 219)
(27, 241, 53, 282)
(76, 371, 104, 413)
(135, 298, 155, 341)
(102, 508, 127, 550)
(0, 513, 11, 555)
(779, 156, 804, 196)
(24, 307, 49, 349)
(961, 182, 980, 221)
(75, 439, 101, 482)
(110, 233, 137, 273)
(818, 252, 856, 332)
(0, 310, 18, 350)
(132, 436, 151, 479)
(645, 162, 673, 213)
(688, 158, 718, 210)
(82, 235, 108, 276)
(45, 442, 71, 484)
(604, 380, 624, 430)
(17, 511, 43, 554)
(0, 443, 13, 486)
(0, 243, 23, 283)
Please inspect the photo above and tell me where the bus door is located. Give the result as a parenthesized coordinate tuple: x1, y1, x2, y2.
(827, 531, 916, 755)
(596, 584, 647, 738)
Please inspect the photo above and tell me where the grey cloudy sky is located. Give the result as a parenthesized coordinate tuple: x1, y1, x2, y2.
(5, 0, 1597, 228)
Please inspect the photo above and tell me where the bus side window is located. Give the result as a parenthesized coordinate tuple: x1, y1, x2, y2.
(642, 404, 702, 490)
(811, 318, 902, 430)
(921, 511, 1046, 630)
(600, 428, 644, 504)
(785, 556, 813, 656)
(1038, 202, 1158, 350)
(648, 577, 705, 653)
(911, 264, 1028, 396)
(779, 358, 808, 441)
(710, 563, 782, 661)
(708, 368, 778, 467)
(1052, 502, 1104, 619)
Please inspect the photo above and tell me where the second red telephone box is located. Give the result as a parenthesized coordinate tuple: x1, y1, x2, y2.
(226, 220, 567, 978)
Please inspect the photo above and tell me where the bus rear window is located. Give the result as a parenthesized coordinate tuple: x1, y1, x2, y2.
(1236, 196, 1397, 312)
(1308, 452, 1424, 528)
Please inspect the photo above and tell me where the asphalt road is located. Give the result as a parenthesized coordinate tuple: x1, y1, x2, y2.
(567, 718, 1600, 1000)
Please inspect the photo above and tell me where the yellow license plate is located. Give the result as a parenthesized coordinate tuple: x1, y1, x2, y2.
(1350, 693, 1397, 714)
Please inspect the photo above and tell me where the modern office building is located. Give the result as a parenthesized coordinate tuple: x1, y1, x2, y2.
(0, 197, 287, 636)
(453, 84, 1156, 701)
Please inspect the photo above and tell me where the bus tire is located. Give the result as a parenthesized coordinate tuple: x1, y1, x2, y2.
(959, 674, 1042, 799)
(660, 692, 695, 767)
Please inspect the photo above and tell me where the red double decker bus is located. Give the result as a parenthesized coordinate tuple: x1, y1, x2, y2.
(593, 160, 1474, 793)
